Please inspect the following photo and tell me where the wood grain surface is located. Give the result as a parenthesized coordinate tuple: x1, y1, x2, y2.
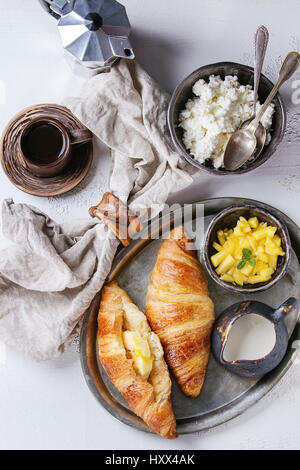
(89, 192, 143, 246)
(0, 104, 93, 197)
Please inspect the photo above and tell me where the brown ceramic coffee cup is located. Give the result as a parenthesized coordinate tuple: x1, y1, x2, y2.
(19, 117, 93, 177)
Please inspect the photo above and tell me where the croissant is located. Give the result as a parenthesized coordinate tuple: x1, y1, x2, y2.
(98, 280, 177, 439)
(145, 226, 215, 397)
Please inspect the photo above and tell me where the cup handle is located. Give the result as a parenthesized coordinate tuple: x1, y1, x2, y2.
(69, 128, 93, 145)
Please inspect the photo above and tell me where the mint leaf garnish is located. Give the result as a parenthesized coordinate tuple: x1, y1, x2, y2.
(237, 260, 246, 270)
(249, 257, 256, 266)
(242, 248, 252, 259)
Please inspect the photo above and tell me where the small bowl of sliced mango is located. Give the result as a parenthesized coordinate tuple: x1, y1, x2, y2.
(204, 205, 291, 293)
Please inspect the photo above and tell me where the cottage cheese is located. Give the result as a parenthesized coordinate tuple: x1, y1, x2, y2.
(179, 75, 274, 169)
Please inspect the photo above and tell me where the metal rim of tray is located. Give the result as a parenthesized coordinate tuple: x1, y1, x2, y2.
(80, 197, 300, 435)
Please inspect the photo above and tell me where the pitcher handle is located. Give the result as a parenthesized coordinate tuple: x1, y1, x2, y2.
(272, 297, 299, 323)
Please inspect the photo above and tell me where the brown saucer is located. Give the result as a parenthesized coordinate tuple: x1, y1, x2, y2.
(0, 104, 93, 197)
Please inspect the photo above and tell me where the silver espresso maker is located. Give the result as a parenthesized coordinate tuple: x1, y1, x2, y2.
(39, 0, 135, 75)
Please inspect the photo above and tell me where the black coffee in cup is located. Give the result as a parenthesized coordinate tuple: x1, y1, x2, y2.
(21, 122, 65, 164)
(19, 116, 92, 178)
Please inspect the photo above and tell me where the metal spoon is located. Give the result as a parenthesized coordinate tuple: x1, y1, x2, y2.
(224, 25, 269, 172)
(252, 26, 269, 118)
(224, 51, 300, 171)
(239, 25, 269, 162)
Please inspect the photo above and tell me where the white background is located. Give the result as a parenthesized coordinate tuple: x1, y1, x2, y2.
(0, 0, 299, 450)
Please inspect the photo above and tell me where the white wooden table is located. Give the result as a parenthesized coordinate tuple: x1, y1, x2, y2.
(0, 0, 299, 450)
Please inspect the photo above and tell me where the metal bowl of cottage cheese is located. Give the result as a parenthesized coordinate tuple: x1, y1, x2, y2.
(167, 62, 286, 175)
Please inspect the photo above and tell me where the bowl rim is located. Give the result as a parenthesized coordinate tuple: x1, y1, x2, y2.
(203, 204, 291, 293)
(167, 61, 286, 175)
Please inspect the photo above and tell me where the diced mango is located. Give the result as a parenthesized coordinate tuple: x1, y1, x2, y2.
(238, 217, 251, 233)
(233, 225, 244, 237)
(253, 261, 269, 275)
(269, 226, 277, 236)
(213, 241, 223, 252)
(211, 250, 227, 267)
(248, 236, 257, 252)
(233, 245, 243, 260)
(260, 267, 275, 277)
(240, 263, 254, 276)
(233, 271, 248, 286)
(220, 274, 235, 283)
(265, 237, 285, 256)
(252, 226, 276, 241)
(216, 254, 235, 275)
(238, 237, 251, 249)
(226, 229, 234, 239)
(256, 243, 264, 254)
(222, 239, 236, 254)
(217, 230, 226, 246)
(248, 217, 258, 228)
(273, 235, 282, 247)
(268, 254, 278, 270)
(210, 216, 284, 286)
(256, 253, 269, 263)
(249, 274, 272, 284)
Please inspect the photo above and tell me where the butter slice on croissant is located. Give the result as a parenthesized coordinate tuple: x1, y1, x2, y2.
(145, 226, 215, 397)
(98, 280, 177, 439)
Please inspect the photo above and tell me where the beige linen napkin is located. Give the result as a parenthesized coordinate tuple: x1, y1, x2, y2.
(64, 59, 196, 215)
(0, 59, 196, 360)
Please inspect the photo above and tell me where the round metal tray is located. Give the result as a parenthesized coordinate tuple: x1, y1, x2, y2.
(80, 197, 300, 434)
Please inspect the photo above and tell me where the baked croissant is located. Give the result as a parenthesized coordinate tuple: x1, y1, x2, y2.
(145, 226, 215, 397)
(98, 280, 177, 439)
